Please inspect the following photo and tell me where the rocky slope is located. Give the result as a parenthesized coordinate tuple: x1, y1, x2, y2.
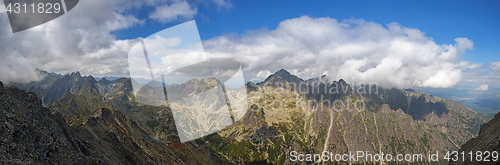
(6, 69, 490, 164)
(29, 71, 179, 144)
(0, 81, 101, 164)
(71, 107, 225, 165)
(450, 112, 500, 165)
(198, 69, 488, 164)
(0, 81, 226, 164)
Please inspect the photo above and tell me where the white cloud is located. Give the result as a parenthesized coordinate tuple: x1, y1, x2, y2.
(458, 68, 500, 89)
(422, 66, 463, 88)
(439, 38, 473, 61)
(203, 16, 476, 88)
(475, 84, 488, 91)
(149, 1, 197, 23)
(0, 0, 229, 84)
(256, 70, 272, 80)
(0, 0, 144, 84)
(0, 4, 481, 90)
(491, 61, 500, 71)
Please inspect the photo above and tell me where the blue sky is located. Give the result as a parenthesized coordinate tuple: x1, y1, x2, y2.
(112, 0, 500, 64)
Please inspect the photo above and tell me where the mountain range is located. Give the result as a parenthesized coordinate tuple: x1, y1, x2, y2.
(0, 81, 224, 164)
(202, 69, 489, 164)
(1, 69, 494, 164)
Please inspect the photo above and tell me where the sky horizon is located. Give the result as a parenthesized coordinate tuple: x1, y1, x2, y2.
(0, 0, 499, 92)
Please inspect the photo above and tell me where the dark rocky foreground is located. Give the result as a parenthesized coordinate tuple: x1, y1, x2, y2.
(1, 81, 100, 164)
(0, 81, 225, 164)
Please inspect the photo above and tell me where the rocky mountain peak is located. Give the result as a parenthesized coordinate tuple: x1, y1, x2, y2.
(260, 68, 305, 85)
(246, 81, 258, 92)
(176, 77, 223, 91)
(70, 71, 81, 77)
(200, 77, 222, 87)
(241, 104, 266, 127)
(100, 77, 109, 82)
(338, 78, 347, 85)
(42, 71, 100, 104)
(97, 78, 110, 87)
(268, 68, 294, 81)
(186, 78, 200, 84)
(274, 68, 291, 77)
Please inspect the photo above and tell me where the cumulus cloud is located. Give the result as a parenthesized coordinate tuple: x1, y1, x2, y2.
(0, 0, 143, 84)
(149, 1, 197, 23)
(203, 16, 476, 88)
(491, 62, 500, 71)
(0, 0, 229, 84)
(0, 4, 481, 90)
(475, 84, 488, 91)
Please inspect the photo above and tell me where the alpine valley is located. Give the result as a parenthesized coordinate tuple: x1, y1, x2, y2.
(0, 69, 492, 165)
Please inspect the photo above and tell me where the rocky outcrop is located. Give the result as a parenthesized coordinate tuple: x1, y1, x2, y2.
(0, 82, 101, 164)
(72, 107, 224, 165)
(450, 112, 500, 165)
(0, 82, 227, 164)
(241, 104, 266, 128)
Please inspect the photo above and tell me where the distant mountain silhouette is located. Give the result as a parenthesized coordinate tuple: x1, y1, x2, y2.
(258, 68, 305, 86)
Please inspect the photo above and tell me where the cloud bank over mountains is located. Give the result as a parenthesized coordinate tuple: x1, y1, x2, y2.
(0, 0, 230, 84)
(0, 1, 494, 89)
(203, 16, 478, 88)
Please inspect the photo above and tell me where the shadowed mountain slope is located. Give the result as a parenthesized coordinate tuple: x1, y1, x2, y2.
(450, 112, 500, 165)
(0, 81, 227, 164)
